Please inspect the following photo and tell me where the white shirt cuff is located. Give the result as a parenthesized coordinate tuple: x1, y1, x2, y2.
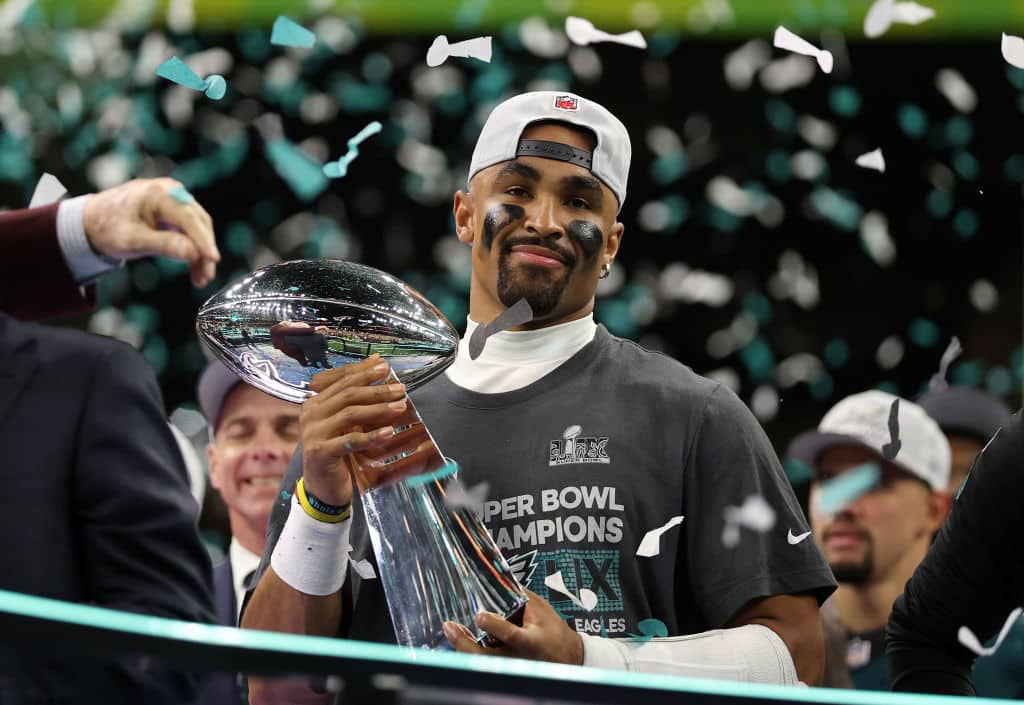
(580, 633, 628, 670)
(57, 195, 122, 284)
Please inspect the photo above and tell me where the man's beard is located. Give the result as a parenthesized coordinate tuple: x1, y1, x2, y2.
(829, 552, 874, 585)
(496, 248, 574, 318)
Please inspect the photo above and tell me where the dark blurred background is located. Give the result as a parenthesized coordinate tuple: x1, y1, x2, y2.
(0, 0, 1021, 465)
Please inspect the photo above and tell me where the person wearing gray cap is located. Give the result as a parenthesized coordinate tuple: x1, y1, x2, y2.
(193, 360, 300, 705)
(243, 91, 835, 702)
(917, 384, 1013, 493)
(787, 390, 951, 691)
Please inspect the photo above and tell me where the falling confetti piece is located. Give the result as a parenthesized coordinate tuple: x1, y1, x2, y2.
(544, 571, 594, 611)
(959, 608, 1022, 656)
(865, 0, 936, 38)
(352, 558, 378, 580)
(1001, 33, 1024, 70)
(468, 298, 534, 360)
(629, 618, 669, 643)
(773, 26, 833, 74)
(636, 515, 685, 557)
(935, 68, 977, 113)
(882, 398, 902, 460)
(168, 185, 195, 204)
(816, 462, 882, 514)
(855, 148, 886, 173)
(29, 173, 66, 207)
(323, 121, 383, 179)
(579, 588, 599, 611)
(404, 459, 460, 488)
(564, 16, 647, 49)
(271, 15, 316, 49)
(723, 495, 777, 531)
(929, 336, 963, 391)
(426, 34, 493, 67)
(255, 113, 330, 203)
(156, 56, 227, 100)
(443, 477, 490, 515)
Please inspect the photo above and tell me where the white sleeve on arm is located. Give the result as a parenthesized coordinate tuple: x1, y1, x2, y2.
(56, 195, 122, 284)
(580, 624, 801, 685)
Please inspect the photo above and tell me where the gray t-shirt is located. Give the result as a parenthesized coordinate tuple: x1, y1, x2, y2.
(247, 325, 835, 641)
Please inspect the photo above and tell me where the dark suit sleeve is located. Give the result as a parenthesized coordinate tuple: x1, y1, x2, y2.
(887, 412, 1024, 694)
(74, 341, 215, 701)
(0, 203, 95, 320)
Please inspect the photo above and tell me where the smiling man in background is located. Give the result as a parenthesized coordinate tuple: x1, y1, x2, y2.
(194, 360, 300, 705)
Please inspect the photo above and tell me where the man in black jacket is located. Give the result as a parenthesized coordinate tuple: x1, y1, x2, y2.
(887, 411, 1023, 694)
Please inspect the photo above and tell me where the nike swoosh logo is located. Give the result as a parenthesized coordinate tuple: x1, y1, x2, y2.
(788, 529, 812, 545)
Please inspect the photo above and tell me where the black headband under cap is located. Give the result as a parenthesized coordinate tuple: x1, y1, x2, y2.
(516, 139, 593, 170)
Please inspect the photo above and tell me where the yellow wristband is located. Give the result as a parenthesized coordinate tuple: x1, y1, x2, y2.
(296, 477, 352, 524)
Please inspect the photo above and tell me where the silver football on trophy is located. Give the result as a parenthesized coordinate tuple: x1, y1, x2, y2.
(195, 259, 459, 403)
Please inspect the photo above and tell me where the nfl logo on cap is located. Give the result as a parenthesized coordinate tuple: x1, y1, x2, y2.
(553, 95, 578, 111)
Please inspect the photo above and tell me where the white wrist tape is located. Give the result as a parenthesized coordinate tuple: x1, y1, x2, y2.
(581, 624, 799, 685)
(271, 494, 351, 596)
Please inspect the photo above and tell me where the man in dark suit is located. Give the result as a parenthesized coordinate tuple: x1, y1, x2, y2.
(0, 311, 217, 703)
(0, 176, 222, 702)
(1, 177, 220, 320)
(194, 360, 300, 705)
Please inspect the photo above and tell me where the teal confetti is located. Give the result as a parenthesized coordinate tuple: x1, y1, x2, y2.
(323, 121, 383, 178)
(951, 360, 985, 387)
(823, 338, 850, 368)
(953, 151, 979, 180)
(898, 103, 928, 139)
(908, 318, 940, 347)
(952, 209, 979, 239)
(743, 292, 773, 324)
(629, 618, 669, 644)
(265, 137, 330, 202)
(271, 16, 316, 49)
(739, 337, 775, 385)
(404, 460, 460, 488)
(815, 462, 881, 514)
(156, 56, 227, 100)
(280, 490, 293, 501)
(168, 186, 194, 204)
(926, 189, 953, 218)
(829, 85, 861, 118)
(809, 372, 834, 401)
(986, 366, 1013, 397)
(811, 187, 862, 231)
(784, 457, 814, 485)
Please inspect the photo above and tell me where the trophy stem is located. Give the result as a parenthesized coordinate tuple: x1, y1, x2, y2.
(357, 372, 528, 650)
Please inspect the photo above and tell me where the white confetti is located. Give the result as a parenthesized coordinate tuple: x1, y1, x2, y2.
(580, 588, 599, 611)
(543, 570, 594, 611)
(636, 515, 685, 557)
(443, 478, 490, 515)
(564, 16, 647, 49)
(958, 608, 1022, 656)
(855, 148, 886, 173)
(773, 26, 833, 74)
(723, 495, 777, 532)
(723, 39, 771, 91)
(425, 35, 492, 67)
(29, 173, 67, 208)
(935, 68, 977, 113)
(352, 558, 377, 580)
(860, 211, 897, 268)
(864, 0, 935, 38)
(760, 55, 817, 93)
(1002, 33, 1024, 70)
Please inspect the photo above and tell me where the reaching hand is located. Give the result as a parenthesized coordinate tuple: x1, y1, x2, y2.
(82, 178, 220, 287)
(443, 590, 584, 666)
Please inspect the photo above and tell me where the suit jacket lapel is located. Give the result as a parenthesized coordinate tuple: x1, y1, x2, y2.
(0, 314, 40, 427)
